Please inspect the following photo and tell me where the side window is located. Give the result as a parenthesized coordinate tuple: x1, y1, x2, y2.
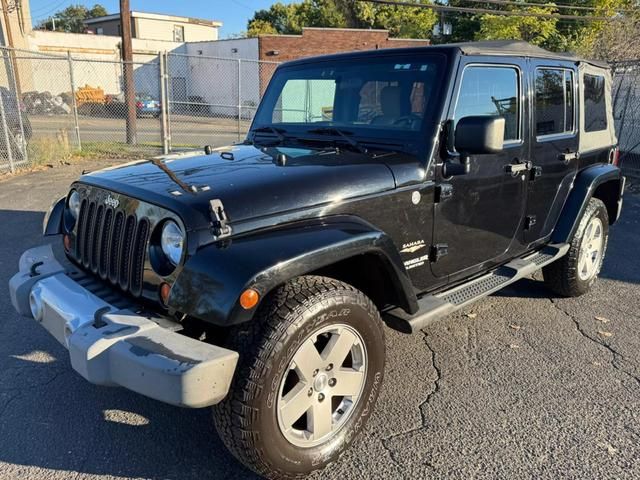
(454, 66, 520, 142)
(535, 68, 574, 137)
(173, 25, 185, 42)
(584, 74, 607, 132)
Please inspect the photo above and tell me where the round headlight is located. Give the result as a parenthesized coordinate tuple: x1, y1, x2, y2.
(161, 221, 184, 266)
(68, 190, 81, 220)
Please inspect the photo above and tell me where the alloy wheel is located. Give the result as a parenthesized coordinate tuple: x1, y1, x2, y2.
(276, 323, 367, 447)
(577, 216, 604, 281)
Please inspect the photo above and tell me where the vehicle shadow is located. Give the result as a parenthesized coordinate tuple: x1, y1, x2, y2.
(491, 277, 559, 299)
(496, 193, 640, 300)
(0, 208, 258, 479)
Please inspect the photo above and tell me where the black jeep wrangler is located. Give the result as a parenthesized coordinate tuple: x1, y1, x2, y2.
(10, 41, 624, 478)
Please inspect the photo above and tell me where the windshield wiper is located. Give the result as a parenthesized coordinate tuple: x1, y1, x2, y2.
(251, 125, 286, 144)
(307, 127, 368, 154)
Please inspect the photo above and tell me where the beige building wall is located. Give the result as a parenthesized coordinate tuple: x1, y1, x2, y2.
(86, 12, 221, 43)
(133, 14, 220, 42)
(25, 30, 186, 96)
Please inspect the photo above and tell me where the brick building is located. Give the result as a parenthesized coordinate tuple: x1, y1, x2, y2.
(184, 27, 431, 102)
(256, 27, 430, 62)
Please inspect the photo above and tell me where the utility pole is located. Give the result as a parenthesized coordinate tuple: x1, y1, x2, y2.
(0, 0, 21, 95)
(120, 0, 137, 144)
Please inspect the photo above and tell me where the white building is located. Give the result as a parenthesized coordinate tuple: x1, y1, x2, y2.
(84, 11, 222, 43)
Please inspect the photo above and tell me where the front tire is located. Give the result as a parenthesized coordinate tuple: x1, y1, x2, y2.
(543, 197, 609, 296)
(213, 276, 385, 479)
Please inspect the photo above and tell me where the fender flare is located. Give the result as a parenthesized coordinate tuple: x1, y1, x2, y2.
(168, 215, 418, 327)
(43, 197, 65, 236)
(552, 164, 624, 244)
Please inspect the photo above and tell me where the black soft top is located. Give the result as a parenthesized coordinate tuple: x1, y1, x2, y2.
(283, 40, 609, 69)
(450, 40, 607, 68)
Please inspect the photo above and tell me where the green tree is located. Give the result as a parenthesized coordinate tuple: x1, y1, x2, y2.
(447, 0, 632, 52)
(569, 0, 638, 59)
(337, 0, 437, 38)
(476, 5, 560, 47)
(247, 0, 437, 39)
(37, 4, 108, 33)
(247, 19, 278, 37)
(249, 2, 306, 34)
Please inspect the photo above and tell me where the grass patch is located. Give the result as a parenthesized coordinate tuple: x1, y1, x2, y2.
(26, 135, 74, 167)
(73, 142, 163, 160)
(2, 135, 205, 177)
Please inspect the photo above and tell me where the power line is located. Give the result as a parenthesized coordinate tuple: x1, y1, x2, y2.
(453, 0, 634, 14)
(30, 0, 68, 15)
(31, 0, 70, 22)
(229, 0, 255, 11)
(356, 0, 616, 21)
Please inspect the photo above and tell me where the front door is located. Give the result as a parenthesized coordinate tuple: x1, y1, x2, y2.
(524, 60, 579, 243)
(431, 60, 529, 279)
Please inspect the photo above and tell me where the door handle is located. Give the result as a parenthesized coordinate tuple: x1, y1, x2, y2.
(505, 160, 532, 175)
(560, 151, 579, 164)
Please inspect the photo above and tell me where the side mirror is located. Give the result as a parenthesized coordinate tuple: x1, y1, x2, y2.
(454, 116, 505, 155)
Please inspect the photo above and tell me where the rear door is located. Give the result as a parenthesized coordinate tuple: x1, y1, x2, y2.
(524, 60, 579, 243)
(431, 59, 529, 279)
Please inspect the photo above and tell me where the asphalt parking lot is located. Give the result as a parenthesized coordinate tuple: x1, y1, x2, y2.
(0, 162, 639, 480)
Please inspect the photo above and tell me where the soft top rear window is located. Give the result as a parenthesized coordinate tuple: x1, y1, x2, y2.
(584, 73, 607, 132)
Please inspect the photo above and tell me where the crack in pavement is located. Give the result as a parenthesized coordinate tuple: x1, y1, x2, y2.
(549, 298, 640, 388)
(0, 370, 70, 422)
(0, 393, 21, 419)
(0, 369, 70, 395)
(380, 330, 442, 471)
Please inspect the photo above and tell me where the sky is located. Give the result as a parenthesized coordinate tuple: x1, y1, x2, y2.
(28, 0, 297, 38)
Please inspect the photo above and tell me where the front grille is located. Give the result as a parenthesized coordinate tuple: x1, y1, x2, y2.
(74, 197, 150, 297)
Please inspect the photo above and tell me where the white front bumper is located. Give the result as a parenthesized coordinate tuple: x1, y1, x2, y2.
(9, 245, 239, 408)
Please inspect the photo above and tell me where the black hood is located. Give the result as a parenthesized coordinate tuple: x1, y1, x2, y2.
(79, 144, 398, 230)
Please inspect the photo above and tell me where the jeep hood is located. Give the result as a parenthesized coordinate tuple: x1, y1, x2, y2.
(79, 144, 398, 230)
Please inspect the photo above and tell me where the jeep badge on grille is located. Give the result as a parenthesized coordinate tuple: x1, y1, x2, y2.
(105, 195, 120, 209)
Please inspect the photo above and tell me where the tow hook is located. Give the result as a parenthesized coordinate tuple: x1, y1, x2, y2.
(29, 261, 43, 277)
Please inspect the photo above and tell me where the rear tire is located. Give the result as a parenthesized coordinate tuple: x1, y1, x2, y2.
(543, 197, 609, 296)
(213, 275, 385, 479)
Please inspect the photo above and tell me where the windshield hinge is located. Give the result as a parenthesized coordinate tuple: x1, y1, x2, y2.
(209, 199, 232, 239)
(435, 183, 454, 203)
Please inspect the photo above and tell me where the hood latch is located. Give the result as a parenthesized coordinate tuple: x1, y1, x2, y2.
(209, 199, 232, 239)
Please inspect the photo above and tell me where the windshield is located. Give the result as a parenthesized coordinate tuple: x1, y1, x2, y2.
(252, 54, 446, 142)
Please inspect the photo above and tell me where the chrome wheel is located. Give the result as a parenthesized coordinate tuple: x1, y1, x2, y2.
(577, 216, 604, 281)
(277, 323, 367, 447)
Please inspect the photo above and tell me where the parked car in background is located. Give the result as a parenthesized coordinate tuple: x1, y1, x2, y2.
(1, 86, 32, 161)
(105, 92, 161, 118)
(135, 93, 161, 118)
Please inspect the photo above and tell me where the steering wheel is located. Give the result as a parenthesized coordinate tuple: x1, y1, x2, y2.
(392, 114, 421, 128)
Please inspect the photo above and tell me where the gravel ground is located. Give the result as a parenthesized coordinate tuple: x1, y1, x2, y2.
(0, 163, 638, 480)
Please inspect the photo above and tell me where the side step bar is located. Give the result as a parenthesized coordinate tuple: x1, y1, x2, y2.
(385, 243, 569, 334)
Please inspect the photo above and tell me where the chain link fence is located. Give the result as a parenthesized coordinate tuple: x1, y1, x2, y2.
(165, 53, 278, 149)
(612, 60, 640, 178)
(0, 46, 279, 173)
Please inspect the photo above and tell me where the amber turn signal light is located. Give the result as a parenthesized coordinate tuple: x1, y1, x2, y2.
(63, 234, 71, 252)
(239, 289, 259, 310)
(160, 282, 172, 305)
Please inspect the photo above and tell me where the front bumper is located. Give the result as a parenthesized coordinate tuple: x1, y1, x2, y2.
(9, 244, 239, 408)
